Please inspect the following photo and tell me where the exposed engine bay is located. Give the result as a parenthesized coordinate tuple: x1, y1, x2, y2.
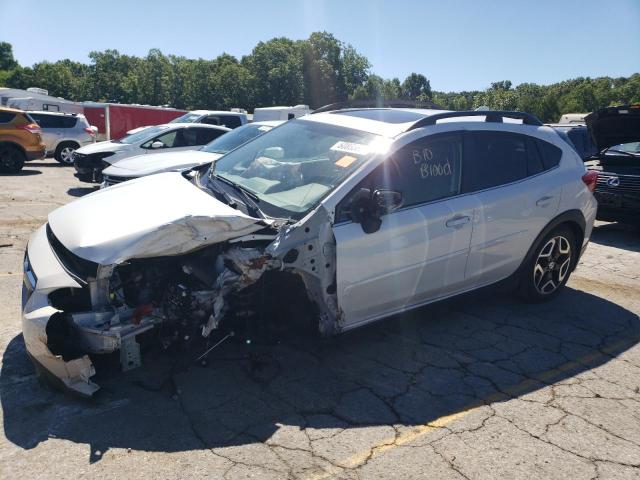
(40, 209, 341, 396)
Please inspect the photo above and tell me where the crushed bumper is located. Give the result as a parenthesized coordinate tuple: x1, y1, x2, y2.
(22, 288, 99, 397)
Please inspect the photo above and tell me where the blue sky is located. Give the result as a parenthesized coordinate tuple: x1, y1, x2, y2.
(1, 0, 638, 92)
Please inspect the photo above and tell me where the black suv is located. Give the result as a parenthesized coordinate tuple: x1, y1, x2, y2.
(585, 105, 640, 225)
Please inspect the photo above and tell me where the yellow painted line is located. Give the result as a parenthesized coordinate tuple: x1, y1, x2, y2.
(307, 336, 639, 479)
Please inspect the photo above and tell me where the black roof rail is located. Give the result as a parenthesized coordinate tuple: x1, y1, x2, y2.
(407, 110, 543, 131)
(312, 98, 443, 114)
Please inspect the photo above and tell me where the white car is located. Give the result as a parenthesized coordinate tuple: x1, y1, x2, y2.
(22, 107, 597, 396)
(126, 110, 249, 135)
(72, 123, 229, 183)
(101, 121, 283, 188)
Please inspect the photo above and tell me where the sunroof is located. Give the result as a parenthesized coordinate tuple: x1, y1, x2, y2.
(335, 109, 427, 124)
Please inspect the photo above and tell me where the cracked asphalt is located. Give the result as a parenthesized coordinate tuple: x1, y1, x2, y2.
(1, 159, 639, 479)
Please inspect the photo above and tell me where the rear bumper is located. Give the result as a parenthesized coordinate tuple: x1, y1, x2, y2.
(25, 148, 46, 161)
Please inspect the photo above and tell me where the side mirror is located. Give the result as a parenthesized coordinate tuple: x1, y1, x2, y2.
(349, 189, 382, 234)
(373, 189, 403, 214)
(150, 141, 165, 149)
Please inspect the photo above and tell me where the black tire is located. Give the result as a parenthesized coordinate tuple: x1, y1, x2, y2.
(0, 144, 25, 173)
(54, 142, 79, 165)
(518, 226, 576, 303)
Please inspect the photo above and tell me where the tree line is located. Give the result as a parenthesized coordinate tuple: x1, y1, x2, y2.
(1, 34, 639, 122)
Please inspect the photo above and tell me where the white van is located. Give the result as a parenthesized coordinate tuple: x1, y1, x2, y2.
(252, 105, 311, 122)
(558, 113, 589, 124)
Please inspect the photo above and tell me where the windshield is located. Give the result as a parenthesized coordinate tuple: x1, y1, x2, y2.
(170, 112, 201, 123)
(115, 125, 169, 144)
(206, 119, 379, 219)
(202, 123, 274, 154)
(606, 142, 640, 155)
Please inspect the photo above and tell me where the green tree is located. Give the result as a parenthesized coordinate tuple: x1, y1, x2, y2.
(0, 42, 18, 70)
(243, 38, 304, 107)
(402, 73, 432, 100)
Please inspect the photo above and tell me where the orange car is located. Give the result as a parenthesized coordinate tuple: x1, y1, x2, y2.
(0, 107, 46, 173)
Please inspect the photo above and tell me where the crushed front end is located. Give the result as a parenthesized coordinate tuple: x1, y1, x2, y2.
(21, 206, 341, 397)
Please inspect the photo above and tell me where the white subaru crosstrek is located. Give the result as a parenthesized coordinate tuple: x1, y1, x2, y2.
(22, 107, 598, 396)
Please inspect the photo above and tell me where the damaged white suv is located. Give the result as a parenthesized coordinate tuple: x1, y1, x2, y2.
(22, 107, 598, 396)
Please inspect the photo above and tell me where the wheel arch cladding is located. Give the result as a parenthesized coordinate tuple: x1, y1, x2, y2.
(519, 209, 586, 273)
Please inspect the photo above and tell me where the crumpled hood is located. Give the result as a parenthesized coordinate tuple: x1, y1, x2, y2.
(102, 150, 222, 178)
(586, 105, 640, 151)
(75, 140, 131, 155)
(48, 172, 267, 265)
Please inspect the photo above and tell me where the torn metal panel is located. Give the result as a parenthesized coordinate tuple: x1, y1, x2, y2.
(267, 206, 342, 335)
(202, 247, 279, 336)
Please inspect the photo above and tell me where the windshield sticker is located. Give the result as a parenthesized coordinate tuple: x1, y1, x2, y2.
(335, 155, 357, 168)
(331, 141, 371, 155)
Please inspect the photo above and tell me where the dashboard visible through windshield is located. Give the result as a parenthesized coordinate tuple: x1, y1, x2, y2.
(206, 119, 379, 219)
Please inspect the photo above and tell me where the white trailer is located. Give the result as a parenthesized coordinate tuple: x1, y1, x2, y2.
(252, 105, 311, 122)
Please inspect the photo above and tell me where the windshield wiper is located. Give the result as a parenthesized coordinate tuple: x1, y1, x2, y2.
(216, 175, 260, 202)
(214, 175, 263, 218)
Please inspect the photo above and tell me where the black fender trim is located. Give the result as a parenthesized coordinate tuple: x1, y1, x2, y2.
(516, 209, 587, 276)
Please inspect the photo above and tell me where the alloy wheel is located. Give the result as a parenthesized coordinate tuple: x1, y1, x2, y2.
(533, 235, 572, 295)
(60, 147, 75, 164)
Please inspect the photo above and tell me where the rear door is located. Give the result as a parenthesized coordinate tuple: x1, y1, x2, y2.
(333, 132, 476, 329)
(463, 130, 563, 285)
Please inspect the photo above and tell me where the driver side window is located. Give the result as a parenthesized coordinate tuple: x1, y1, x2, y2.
(337, 133, 463, 222)
(143, 130, 178, 149)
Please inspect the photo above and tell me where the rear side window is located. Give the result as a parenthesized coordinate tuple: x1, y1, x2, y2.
(462, 131, 560, 193)
(0, 112, 15, 123)
(463, 131, 528, 192)
(30, 113, 77, 128)
(195, 128, 225, 144)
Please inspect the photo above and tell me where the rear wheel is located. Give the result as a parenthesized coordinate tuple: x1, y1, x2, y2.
(54, 142, 79, 165)
(518, 226, 576, 302)
(0, 144, 25, 173)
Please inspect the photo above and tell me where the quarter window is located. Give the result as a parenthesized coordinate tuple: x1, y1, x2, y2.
(536, 138, 562, 169)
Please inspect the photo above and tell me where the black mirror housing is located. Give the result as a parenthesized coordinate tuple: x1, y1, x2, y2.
(373, 189, 403, 214)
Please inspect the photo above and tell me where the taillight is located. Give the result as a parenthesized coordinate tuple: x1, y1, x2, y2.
(582, 170, 598, 193)
(18, 123, 41, 134)
(84, 127, 95, 136)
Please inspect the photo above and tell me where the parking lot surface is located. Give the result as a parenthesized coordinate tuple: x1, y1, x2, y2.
(1, 159, 639, 479)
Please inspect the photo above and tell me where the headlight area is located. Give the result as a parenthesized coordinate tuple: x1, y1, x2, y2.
(22, 251, 37, 306)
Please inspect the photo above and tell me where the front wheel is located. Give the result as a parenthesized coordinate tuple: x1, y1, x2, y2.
(518, 227, 576, 302)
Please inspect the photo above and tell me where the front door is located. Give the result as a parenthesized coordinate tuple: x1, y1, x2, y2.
(333, 132, 475, 330)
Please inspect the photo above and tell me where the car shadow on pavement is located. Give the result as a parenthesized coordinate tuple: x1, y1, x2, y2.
(590, 222, 640, 253)
(25, 162, 66, 168)
(2, 287, 639, 463)
(0, 170, 42, 177)
(67, 186, 99, 197)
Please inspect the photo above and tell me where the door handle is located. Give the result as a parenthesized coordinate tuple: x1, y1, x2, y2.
(445, 215, 471, 228)
(536, 195, 554, 207)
